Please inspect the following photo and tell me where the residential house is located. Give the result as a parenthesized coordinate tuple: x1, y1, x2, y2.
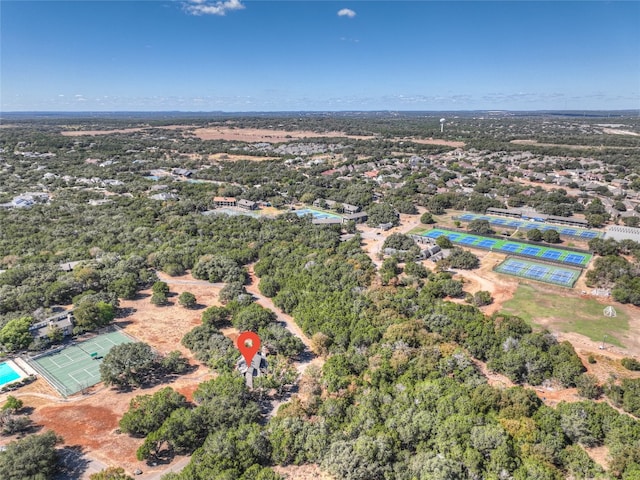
(29, 312, 74, 340)
(238, 199, 258, 210)
(237, 352, 268, 389)
(172, 168, 193, 177)
(342, 203, 360, 214)
(343, 212, 368, 224)
(213, 197, 237, 208)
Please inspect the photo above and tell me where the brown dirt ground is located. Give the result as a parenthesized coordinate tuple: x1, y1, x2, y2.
(273, 464, 335, 480)
(403, 137, 466, 148)
(119, 274, 221, 356)
(207, 152, 280, 162)
(192, 127, 376, 143)
(60, 125, 192, 136)
(510, 139, 636, 150)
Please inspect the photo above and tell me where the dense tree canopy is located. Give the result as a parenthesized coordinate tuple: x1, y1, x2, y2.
(119, 387, 187, 437)
(0, 431, 61, 480)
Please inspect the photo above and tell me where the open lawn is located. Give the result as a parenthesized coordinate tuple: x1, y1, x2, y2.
(407, 225, 432, 236)
(500, 283, 629, 347)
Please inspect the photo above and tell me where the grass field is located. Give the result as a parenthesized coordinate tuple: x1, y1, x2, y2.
(408, 226, 431, 236)
(500, 284, 629, 347)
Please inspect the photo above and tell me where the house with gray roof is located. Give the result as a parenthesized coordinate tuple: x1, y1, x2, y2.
(238, 199, 258, 210)
(236, 351, 268, 388)
(29, 311, 74, 340)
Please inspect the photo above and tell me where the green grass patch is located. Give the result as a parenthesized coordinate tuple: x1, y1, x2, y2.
(407, 226, 432, 235)
(500, 283, 628, 348)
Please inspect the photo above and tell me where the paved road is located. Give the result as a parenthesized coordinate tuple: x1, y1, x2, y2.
(137, 455, 192, 480)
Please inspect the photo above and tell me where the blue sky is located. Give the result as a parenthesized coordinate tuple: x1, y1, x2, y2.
(1, 1, 639, 111)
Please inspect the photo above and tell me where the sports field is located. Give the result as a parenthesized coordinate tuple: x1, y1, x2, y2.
(422, 228, 592, 267)
(456, 213, 602, 239)
(27, 330, 133, 397)
(494, 257, 581, 287)
(294, 207, 342, 220)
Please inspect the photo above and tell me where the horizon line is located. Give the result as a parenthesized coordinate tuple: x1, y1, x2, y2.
(2, 109, 639, 115)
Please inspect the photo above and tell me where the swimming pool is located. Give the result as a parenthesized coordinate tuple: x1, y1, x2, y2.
(294, 208, 342, 219)
(0, 362, 20, 387)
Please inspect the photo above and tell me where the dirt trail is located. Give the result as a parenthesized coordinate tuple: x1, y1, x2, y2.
(245, 266, 313, 350)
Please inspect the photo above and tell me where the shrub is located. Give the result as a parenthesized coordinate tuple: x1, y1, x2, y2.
(178, 292, 197, 308)
(621, 357, 640, 371)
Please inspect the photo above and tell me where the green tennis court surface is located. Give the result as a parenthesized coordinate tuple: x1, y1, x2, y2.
(28, 330, 133, 397)
(495, 257, 581, 287)
(422, 228, 592, 267)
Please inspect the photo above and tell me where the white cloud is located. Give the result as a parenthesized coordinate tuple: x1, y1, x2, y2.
(184, 0, 245, 16)
(337, 8, 356, 18)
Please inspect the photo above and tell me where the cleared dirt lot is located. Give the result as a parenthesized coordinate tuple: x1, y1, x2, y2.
(61, 125, 466, 150)
(60, 125, 193, 136)
(192, 126, 375, 143)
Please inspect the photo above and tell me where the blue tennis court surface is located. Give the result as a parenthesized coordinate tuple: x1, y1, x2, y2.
(454, 213, 603, 239)
(421, 228, 592, 267)
(294, 208, 342, 220)
(478, 239, 497, 248)
(565, 253, 587, 265)
(541, 250, 562, 260)
(494, 257, 581, 287)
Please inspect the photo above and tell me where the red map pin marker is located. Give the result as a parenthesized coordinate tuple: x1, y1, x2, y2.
(237, 331, 261, 366)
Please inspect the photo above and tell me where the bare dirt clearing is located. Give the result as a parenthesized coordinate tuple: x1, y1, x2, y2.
(600, 127, 640, 136)
(510, 139, 638, 150)
(29, 369, 210, 479)
(207, 152, 280, 162)
(273, 464, 335, 480)
(403, 137, 466, 148)
(60, 125, 466, 149)
(121, 272, 221, 356)
(60, 125, 192, 136)
(193, 127, 376, 143)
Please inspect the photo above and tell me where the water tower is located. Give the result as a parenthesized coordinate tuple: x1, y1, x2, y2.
(440, 118, 445, 133)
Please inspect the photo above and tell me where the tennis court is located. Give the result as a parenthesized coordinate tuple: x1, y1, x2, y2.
(494, 257, 581, 287)
(27, 330, 133, 397)
(455, 213, 603, 239)
(423, 228, 592, 267)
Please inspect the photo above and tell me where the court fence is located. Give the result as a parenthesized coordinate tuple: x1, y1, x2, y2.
(452, 214, 602, 240)
(425, 226, 592, 268)
(22, 354, 73, 398)
(436, 224, 593, 254)
(21, 325, 137, 398)
(493, 256, 582, 288)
